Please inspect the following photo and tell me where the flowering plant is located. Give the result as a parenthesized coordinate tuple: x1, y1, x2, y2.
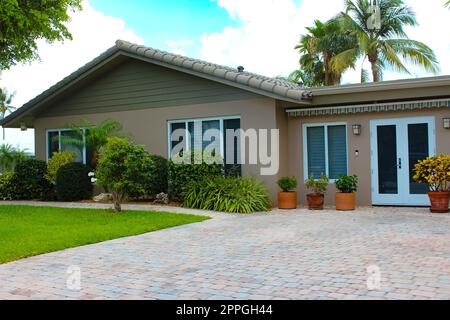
(413, 155, 450, 192)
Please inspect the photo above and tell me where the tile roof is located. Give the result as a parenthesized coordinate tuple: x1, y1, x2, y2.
(115, 40, 310, 102)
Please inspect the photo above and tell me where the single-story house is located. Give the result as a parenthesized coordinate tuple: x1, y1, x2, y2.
(2, 40, 449, 206)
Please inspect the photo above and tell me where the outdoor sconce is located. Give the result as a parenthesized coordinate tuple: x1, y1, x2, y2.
(352, 124, 362, 136)
(20, 123, 27, 131)
(443, 118, 450, 129)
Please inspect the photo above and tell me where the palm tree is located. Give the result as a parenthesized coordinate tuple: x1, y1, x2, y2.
(57, 119, 123, 169)
(446, 1, 450, 8)
(332, 0, 439, 82)
(295, 19, 357, 86)
(0, 88, 16, 140)
(0, 144, 28, 173)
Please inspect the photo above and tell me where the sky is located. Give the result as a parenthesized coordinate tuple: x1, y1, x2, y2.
(1, 0, 450, 152)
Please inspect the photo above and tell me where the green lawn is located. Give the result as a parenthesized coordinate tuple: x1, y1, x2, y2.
(0, 205, 209, 264)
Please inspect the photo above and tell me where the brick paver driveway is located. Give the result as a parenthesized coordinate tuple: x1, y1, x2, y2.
(1, 203, 450, 300)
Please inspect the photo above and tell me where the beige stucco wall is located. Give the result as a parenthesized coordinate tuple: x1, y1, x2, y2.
(35, 97, 287, 204)
(288, 109, 450, 206)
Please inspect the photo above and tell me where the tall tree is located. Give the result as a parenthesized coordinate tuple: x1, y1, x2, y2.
(0, 88, 16, 139)
(0, 0, 82, 70)
(332, 0, 439, 82)
(295, 19, 357, 86)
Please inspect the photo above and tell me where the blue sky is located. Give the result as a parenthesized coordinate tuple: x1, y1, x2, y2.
(90, 0, 239, 57)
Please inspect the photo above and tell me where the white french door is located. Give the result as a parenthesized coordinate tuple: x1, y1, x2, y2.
(370, 117, 436, 206)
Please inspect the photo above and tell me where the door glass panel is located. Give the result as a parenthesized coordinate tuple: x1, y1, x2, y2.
(408, 123, 429, 195)
(377, 125, 398, 194)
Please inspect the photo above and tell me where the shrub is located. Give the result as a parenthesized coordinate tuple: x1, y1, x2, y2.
(131, 155, 168, 198)
(45, 151, 77, 183)
(305, 174, 329, 195)
(335, 175, 358, 193)
(168, 161, 223, 202)
(182, 176, 271, 214)
(0, 172, 16, 200)
(414, 155, 450, 192)
(277, 177, 297, 192)
(56, 162, 93, 201)
(96, 137, 161, 212)
(14, 158, 53, 200)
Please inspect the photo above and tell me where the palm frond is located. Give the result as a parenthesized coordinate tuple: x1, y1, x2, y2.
(383, 39, 440, 74)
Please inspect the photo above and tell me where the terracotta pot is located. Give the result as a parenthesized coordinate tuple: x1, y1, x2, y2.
(335, 192, 356, 211)
(428, 192, 450, 213)
(278, 192, 297, 209)
(307, 193, 324, 210)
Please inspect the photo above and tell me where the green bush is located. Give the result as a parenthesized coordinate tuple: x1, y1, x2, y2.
(45, 151, 76, 183)
(96, 137, 164, 211)
(147, 155, 168, 195)
(14, 159, 53, 200)
(277, 176, 298, 192)
(56, 162, 93, 201)
(125, 153, 168, 200)
(168, 160, 223, 202)
(335, 175, 358, 193)
(182, 176, 272, 214)
(0, 172, 16, 200)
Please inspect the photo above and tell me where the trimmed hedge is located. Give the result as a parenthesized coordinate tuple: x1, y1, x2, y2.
(56, 162, 93, 201)
(182, 176, 272, 213)
(168, 161, 223, 202)
(14, 159, 53, 200)
(45, 151, 76, 183)
(147, 155, 168, 196)
(0, 172, 16, 200)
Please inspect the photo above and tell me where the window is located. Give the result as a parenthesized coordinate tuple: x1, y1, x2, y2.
(168, 116, 241, 175)
(303, 123, 348, 180)
(47, 129, 87, 164)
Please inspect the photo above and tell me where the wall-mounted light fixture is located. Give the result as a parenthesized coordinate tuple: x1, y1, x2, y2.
(443, 118, 450, 129)
(352, 124, 362, 136)
(20, 123, 27, 131)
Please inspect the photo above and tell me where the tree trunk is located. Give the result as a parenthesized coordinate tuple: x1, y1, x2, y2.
(112, 191, 123, 212)
(368, 53, 380, 82)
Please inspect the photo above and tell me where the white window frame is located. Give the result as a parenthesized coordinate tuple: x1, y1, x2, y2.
(46, 128, 87, 164)
(167, 116, 241, 159)
(302, 122, 348, 182)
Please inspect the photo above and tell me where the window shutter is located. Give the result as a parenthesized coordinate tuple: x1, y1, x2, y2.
(307, 126, 326, 179)
(327, 125, 347, 179)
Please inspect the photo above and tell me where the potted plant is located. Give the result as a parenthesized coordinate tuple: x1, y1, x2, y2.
(305, 174, 329, 210)
(277, 176, 298, 209)
(335, 175, 358, 211)
(413, 155, 450, 213)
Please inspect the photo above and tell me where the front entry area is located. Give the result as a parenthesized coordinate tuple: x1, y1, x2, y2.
(370, 116, 436, 206)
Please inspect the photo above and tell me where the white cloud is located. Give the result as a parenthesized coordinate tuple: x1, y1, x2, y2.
(200, 0, 344, 77)
(0, 0, 143, 152)
(201, 0, 450, 82)
(165, 39, 194, 56)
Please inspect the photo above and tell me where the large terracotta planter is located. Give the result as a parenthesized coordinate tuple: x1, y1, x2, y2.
(278, 192, 297, 209)
(428, 192, 450, 213)
(307, 193, 324, 210)
(336, 192, 356, 211)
